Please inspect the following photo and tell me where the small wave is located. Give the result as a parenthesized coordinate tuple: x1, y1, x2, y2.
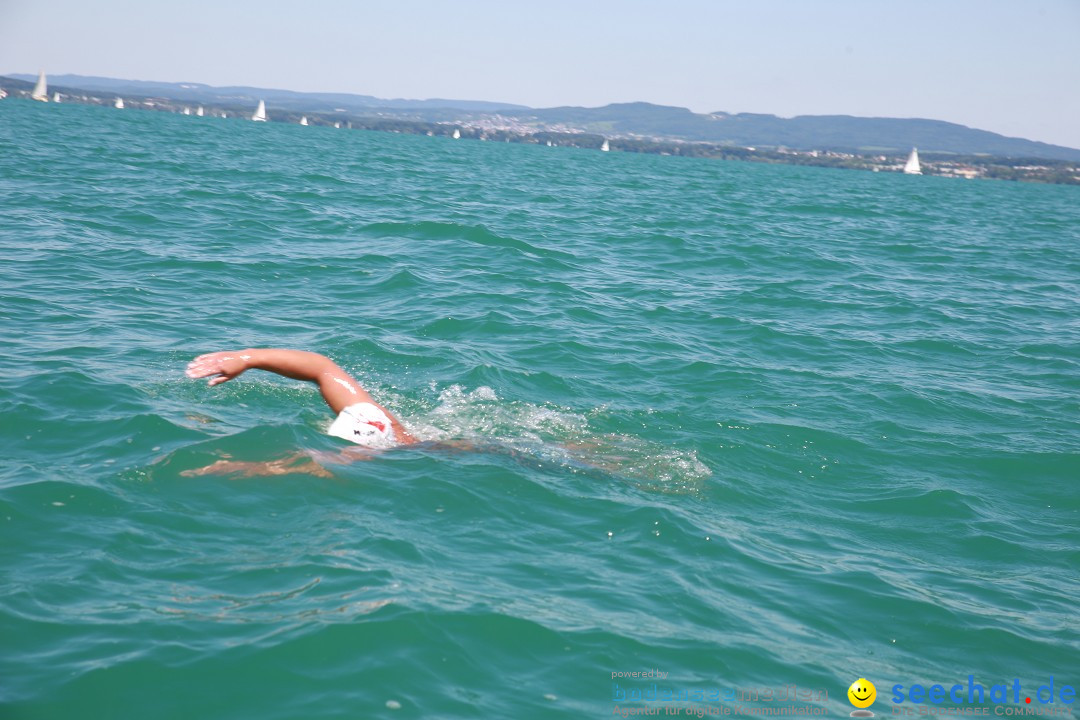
(360, 220, 577, 261)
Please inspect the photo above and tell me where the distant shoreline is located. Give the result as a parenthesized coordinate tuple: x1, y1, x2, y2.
(3, 76, 1077, 186)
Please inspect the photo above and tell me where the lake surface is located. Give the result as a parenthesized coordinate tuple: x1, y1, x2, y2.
(1, 99, 1077, 719)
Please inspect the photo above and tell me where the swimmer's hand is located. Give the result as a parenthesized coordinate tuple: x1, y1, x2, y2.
(186, 351, 251, 387)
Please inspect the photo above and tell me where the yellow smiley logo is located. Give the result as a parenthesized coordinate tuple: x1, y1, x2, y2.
(848, 678, 877, 709)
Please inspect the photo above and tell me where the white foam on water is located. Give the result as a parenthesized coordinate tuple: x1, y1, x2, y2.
(404, 384, 711, 492)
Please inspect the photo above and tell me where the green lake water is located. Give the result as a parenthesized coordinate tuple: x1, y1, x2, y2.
(1, 100, 1077, 719)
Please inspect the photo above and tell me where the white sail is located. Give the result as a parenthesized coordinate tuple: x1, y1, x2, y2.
(601, 139, 610, 152)
(252, 100, 267, 122)
(114, 97, 125, 109)
(452, 128, 461, 139)
(182, 107, 190, 115)
(903, 147, 922, 175)
(299, 116, 308, 126)
(196, 106, 204, 117)
(31, 70, 48, 101)
(52, 92, 61, 103)
(334, 121, 341, 129)
(0, 88, 7, 100)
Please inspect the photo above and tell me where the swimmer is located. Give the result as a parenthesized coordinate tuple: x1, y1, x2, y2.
(184, 348, 417, 476)
(182, 348, 617, 480)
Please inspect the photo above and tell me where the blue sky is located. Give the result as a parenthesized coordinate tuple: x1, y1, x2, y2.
(2, 0, 1078, 148)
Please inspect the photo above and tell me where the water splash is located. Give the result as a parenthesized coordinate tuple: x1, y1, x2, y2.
(405, 384, 711, 492)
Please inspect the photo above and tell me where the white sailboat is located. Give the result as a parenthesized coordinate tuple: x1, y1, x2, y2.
(31, 70, 48, 101)
(251, 99, 267, 122)
(114, 97, 125, 109)
(0, 88, 7, 100)
(334, 121, 341, 129)
(903, 147, 922, 175)
(299, 116, 309, 126)
(452, 128, 461, 139)
(196, 106, 204, 117)
(600, 139, 610, 152)
(52, 91, 61, 103)
(182, 107, 191, 115)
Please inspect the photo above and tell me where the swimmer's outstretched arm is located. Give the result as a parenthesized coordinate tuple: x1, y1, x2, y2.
(181, 452, 336, 478)
(186, 349, 372, 412)
(186, 349, 413, 442)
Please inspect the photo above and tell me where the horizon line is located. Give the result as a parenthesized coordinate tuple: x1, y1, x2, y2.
(5, 70, 1078, 152)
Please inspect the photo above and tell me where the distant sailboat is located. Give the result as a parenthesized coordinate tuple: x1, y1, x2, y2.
(196, 106, 204, 117)
(31, 71, 48, 101)
(903, 147, 922, 175)
(182, 107, 191, 115)
(452, 128, 461, 139)
(52, 91, 61, 103)
(601, 139, 610, 152)
(0, 88, 7, 100)
(252, 100, 267, 122)
(299, 116, 308, 126)
(114, 97, 125, 109)
(334, 121, 341, 129)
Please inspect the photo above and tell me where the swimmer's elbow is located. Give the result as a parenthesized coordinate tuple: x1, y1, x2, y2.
(244, 349, 342, 383)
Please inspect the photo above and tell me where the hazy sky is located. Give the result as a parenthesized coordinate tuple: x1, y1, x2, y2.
(2, 0, 1078, 148)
